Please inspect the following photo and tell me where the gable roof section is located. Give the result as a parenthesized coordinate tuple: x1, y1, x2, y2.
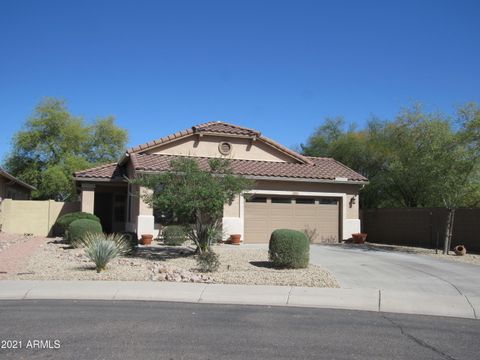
(0, 167, 36, 191)
(127, 121, 314, 165)
(128, 153, 367, 182)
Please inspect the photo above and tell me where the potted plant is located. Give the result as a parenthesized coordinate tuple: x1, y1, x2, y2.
(140, 234, 153, 245)
(352, 233, 367, 244)
(229, 234, 241, 245)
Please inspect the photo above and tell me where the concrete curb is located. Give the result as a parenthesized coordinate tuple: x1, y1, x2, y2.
(0, 280, 478, 320)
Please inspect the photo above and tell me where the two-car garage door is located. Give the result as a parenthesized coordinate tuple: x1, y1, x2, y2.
(244, 196, 340, 243)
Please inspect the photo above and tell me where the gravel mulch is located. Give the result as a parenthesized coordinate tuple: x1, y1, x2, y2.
(12, 240, 339, 288)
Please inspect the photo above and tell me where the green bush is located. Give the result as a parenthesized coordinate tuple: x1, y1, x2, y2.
(55, 212, 100, 237)
(196, 251, 220, 272)
(163, 225, 187, 246)
(269, 229, 310, 269)
(67, 219, 102, 247)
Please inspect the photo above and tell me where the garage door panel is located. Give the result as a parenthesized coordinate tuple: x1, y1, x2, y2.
(244, 196, 339, 244)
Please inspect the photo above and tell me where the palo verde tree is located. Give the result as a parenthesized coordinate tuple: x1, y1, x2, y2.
(4, 97, 128, 201)
(135, 157, 253, 253)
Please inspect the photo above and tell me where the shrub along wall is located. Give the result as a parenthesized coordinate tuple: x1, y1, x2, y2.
(361, 208, 480, 253)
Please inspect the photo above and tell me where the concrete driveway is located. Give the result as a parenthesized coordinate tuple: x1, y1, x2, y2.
(310, 245, 480, 297)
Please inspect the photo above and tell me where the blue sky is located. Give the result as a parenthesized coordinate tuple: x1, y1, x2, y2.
(1, 0, 479, 161)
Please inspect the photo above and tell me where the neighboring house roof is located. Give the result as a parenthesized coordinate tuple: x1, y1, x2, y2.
(0, 167, 36, 191)
(75, 153, 367, 183)
(127, 121, 314, 165)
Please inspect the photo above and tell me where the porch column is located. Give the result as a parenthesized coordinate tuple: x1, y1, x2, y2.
(137, 186, 155, 236)
(80, 183, 95, 214)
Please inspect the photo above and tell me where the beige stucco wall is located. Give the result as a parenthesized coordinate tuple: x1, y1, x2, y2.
(80, 184, 95, 214)
(139, 187, 153, 215)
(0, 199, 80, 236)
(252, 180, 361, 219)
(147, 135, 295, 163)
(224, 194, 241, 217)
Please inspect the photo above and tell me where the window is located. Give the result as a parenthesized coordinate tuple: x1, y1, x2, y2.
(246, 196, 267, 203)
(271, 197, 292, 204)
(295, 198, 315, 204)
(319, 198, 338, 205)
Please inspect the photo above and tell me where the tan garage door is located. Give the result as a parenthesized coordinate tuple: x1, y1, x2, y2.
(244, 196, 339, 243)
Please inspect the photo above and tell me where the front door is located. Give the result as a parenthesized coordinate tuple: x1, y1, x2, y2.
(94, 192, 113, 233)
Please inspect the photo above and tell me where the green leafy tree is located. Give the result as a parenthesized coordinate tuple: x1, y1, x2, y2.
(301, 103, 480, 253)
(135, 158, 252, 253)
(4, 97, 128, 200)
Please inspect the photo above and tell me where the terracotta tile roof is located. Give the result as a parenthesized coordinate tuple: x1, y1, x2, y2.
(193, 121, 261, 137)
(74, 163, 123, 179)
(127, 121, 313, 165)
(130, 153, 367, 182)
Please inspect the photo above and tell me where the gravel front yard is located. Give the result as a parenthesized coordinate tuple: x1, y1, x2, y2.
(11, 239, 339, 288)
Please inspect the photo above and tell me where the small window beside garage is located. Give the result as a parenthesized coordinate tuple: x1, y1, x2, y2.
(246, 196, 267, 203)
(295, 198, 315, 204)
(271, 197, 292, 204)
(319, 198, 338, 205)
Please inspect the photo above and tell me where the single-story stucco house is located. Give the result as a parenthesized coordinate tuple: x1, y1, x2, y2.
(0, 167, 36, 200)
(74, 121, 367, 243)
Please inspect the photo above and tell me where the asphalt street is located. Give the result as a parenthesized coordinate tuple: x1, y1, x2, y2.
(1, 300, 479, 360)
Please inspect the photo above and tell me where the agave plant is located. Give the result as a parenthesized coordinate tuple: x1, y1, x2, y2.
(83, 233, 132, 272)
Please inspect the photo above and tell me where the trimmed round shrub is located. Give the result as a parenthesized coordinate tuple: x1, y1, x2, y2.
(163, 225, 187, 246)
(269, 229, 310, 269)
(67, 219, 102, 247)
(55, 212, 100, 237)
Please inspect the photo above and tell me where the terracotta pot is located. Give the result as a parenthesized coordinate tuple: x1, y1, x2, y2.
(230, 234, 241, 245)
(352, 233, 367, 244)
(140, 234, 153, 245)
(454, 245, 466, 256)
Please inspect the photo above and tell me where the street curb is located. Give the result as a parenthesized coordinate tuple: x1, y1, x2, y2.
(0, 280, 478, 320)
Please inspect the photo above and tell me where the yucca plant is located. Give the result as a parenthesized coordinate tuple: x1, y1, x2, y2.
(83, 233, 132, 272)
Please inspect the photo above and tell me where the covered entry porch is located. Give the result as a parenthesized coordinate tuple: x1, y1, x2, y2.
(79, 182, 128, 233)
(79, 182, 155, 236)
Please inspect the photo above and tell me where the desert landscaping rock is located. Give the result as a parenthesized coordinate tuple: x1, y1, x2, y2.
(8, 237, 339, 288)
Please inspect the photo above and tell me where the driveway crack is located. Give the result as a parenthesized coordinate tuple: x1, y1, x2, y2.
(378, 290, 381, 311)
(464, 295, 478, 319)
(382, 314, 458, 360)
(397, 264, 477, 318)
